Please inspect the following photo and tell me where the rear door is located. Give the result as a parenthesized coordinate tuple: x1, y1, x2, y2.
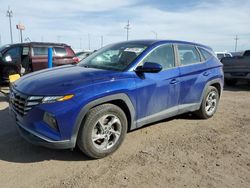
(176, 44, 208, 111)
(31, 46, 49, 71)
(135, 44, 180, 125)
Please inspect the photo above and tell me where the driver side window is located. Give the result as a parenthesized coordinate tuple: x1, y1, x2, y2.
(142, 44, 175, 70)
(3, 47, 21, 62)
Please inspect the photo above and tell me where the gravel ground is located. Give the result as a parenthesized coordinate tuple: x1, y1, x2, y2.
(0, 84, 249, 188)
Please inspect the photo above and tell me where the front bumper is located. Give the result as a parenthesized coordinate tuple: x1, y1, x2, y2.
(17, 121, 74, 149)
(9, 103, 76, 149)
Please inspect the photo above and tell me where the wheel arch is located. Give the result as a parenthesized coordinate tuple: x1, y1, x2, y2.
(70, 93, 136, 147)
(199, 78, 223, 105)
(210, 82, 222, 97)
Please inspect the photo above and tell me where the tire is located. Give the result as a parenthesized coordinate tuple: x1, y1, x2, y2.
(225, 79, 237, 86)
(77, 103, 128, 159)
(195, 86, 219, 119)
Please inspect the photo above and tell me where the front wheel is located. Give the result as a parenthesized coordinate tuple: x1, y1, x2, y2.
(195, 86, 219, 119)
(77, 104, 128, 159)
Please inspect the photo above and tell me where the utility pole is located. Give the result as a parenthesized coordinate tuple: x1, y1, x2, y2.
(234, 35, 239, 52)
(151, 31, 158, 39)
(101, 35, 103, 48)
(80, 37, 82, 49)
(88, 34, 90, 50)
(124, 20, 131, 41)
(6, 6, 13, 44)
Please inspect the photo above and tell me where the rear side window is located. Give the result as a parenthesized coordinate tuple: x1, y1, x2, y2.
(177, 45, 201, 66)
(142, 44, 175, 70)
(33, 47, 48, 56)
(54, 47, 67, 56)
(198, 47, 213, 60)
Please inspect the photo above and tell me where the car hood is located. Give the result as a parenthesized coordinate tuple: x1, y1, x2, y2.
(14, 65, 121, 95)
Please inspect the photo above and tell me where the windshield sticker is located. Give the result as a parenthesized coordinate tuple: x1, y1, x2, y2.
(124, 48, 144, 53)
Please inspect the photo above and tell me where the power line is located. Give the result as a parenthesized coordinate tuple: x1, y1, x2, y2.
(234, 35, 239, 52)
(124, 20, 131, 41)
(6, 6, 13, 44)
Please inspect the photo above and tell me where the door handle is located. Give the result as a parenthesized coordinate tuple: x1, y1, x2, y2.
(170, 79, 178, 84)
(203, 71, 210, 76)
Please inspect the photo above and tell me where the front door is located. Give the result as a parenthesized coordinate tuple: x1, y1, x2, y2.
(135, 44, 180, 126)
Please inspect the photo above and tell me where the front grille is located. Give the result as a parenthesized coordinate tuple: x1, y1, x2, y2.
(9, 88, 43, 116)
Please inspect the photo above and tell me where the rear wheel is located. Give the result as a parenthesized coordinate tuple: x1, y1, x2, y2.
(195, 86, 219, 119)
(225, 79, 237, 86)
(77, 103, 128, 159)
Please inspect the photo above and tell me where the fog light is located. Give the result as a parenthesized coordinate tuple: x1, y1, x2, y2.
(43, 112, 59, 131)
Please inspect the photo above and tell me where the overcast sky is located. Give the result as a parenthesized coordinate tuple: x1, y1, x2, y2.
(0, 0, 249, 51)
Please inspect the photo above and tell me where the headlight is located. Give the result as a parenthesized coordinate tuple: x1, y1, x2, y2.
(28, 94, 74, 104)
(42, 95, 74, 103)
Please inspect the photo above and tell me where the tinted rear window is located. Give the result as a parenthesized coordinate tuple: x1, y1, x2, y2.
(33, 47, 48, 56)
(54, 47, 67, 56)
(177, 45, 201, 66)
(198, 47, 213, 60)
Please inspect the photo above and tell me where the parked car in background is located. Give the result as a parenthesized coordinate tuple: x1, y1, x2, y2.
(0, 42, 78, 84)
(221, 50, 250, 85)
(75, 50, 94, 61)
(9, 40, 223, 158)
(215, 51, 233, 60)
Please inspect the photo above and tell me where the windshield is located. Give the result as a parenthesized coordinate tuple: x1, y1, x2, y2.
(78, 43, 148, 71)
(0, 44, 10, 52)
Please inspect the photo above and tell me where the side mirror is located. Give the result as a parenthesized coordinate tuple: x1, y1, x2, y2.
(135, 62, 162, 73)
(4, 55, 12, 62)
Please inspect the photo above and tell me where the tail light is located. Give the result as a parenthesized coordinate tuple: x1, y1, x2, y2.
(73, 57, 80, 63)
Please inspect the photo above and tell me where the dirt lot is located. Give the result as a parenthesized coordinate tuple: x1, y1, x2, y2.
(0, 84, 250, 188)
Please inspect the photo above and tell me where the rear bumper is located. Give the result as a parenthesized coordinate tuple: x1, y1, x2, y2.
(224, 72, 250, 81)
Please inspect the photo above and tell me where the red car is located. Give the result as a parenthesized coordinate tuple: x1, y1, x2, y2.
(0, 42, 78, 83)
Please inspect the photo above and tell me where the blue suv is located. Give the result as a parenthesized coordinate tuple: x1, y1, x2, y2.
(9, 40, 224, 158)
